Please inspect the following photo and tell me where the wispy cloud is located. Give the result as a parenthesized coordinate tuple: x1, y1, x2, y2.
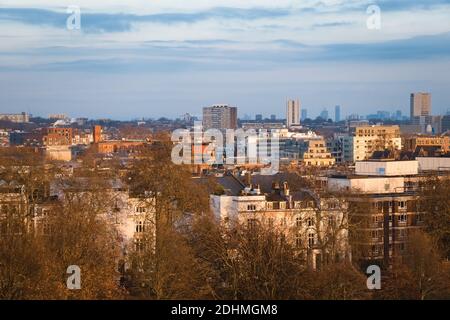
(0, 7, 293, 33)
(312, 21, 354, 28)
(2, 32, 450, 73)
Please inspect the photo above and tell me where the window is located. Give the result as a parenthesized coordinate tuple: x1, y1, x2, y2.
(0, 220, 7, 235)
(308, 233, 315, 248)
(307, 217, 315, 227)
(296, 216, 302, 228)
(399, 201, 406, 209)
(247, 219, 258, 230)
(295, 234, 302, 248)
(328, 216, 335, 227)
(398, 214, 407, 223)
(247, 204, 257, 211)
(328, 202, 337, 209)
(372, 215, 382, 224)
(134, 238, 144, 252)
(135, 221, 145, 233)
(371, 245, 379, 255)
(42, 221, 51, 235)
(136, 206, 146, 213)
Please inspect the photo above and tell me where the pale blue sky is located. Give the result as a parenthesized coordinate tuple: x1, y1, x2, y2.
(0, 1, 449, 119)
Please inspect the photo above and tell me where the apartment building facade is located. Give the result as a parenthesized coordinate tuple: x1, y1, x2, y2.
(301, 138, 336, 167)
(327, 160, 426, 268)
(404, 135, 450, 154)
(328, 125, 402, 163)
(0, 112, 30, 123)
(43, 127, 73, 146)
(203, 104, 238, 130)
(210, 175, 349, 269)
(0, 177, 156, 272)
(282, 132, 335, 166)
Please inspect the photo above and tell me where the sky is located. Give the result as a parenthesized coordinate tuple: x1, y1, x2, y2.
(0, 0, 450, 120)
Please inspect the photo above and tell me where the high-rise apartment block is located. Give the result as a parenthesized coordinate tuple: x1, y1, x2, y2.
(202, 104, 238, 130)
(410, 92, 431, 119)
(286, 99, 300, 128)
(335, 105, 341, 122)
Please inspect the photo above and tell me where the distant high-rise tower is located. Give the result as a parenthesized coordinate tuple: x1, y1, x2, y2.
(301, 109, 308, 121)
(255, 114, 263, 121)
(410, 93, 431, 119)
(320, 108, 329, 120)
(335, 105, 341, 122)
(270, 114, 276, 121)
(286, 99, 300, 128)
(202, 104, 238, 130)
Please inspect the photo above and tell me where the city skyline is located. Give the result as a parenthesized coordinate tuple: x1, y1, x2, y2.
(1, 101, 442, 122)
(1, 1, 450, 119)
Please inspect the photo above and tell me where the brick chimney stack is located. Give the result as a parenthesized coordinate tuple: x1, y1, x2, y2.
(245, 171, 252, 186)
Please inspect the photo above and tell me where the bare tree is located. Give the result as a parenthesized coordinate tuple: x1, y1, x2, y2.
(375, 230, 450, 300)
(418, 176, 450, 259)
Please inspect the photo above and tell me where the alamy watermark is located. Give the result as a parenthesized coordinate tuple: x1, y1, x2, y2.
(366, 265, 381, 290)
(66, 5, 81, 30)
(366, 4, 381, 30)
(171, 122, 280, 175)
(67, 265, 81, 290)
